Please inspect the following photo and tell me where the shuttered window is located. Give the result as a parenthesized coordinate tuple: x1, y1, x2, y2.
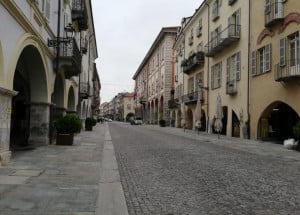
(279, 38, 286, 66)
(251, 51, 257, 75)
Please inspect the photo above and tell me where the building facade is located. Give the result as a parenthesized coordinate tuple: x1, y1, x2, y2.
(250, 0, 300, 140)
(0, 0, 99, 165)
(133, 27, 179, 125)
(173, 0, 250, 138)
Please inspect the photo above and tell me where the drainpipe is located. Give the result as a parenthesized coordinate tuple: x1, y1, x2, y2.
(247, 0, 251, 139)
(205, 1, 210, 133)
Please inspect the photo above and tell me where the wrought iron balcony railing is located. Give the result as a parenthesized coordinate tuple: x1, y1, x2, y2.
(72, 0, 88, 31)
(265, 1, 284, 27)
(182, 91, 204, 104)
(204, 24, 241, 57)
(168, 99, 179, 109)
(182, 52, 205, 74)
(275, 59, 300, 82)
(55, 38, 82, 79)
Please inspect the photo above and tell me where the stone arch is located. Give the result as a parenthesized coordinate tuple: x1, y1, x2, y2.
(7, 33, 50, 101)
(257, 101, 299, 141)
(10, 36, 50, 147)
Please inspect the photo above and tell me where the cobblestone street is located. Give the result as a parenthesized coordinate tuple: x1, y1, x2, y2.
(109, 123, 300, 215)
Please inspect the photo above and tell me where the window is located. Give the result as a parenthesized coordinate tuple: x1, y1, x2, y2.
(188, 29, 194, 46)
(226, 52, 241, 82)
(188, 77, 194, 93)
(197, 18, 202, 37)
(211, 62, 222, 89)
(38, 0, 51, 21)
(212, 0, 221, 21)
(228, 9, 241, 36)
(251, 44, 271, 75)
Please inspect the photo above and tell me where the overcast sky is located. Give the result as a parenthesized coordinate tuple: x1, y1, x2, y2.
(91, 0, 202, 103)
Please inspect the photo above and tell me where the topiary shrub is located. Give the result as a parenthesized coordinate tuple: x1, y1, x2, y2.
(55, 114, 82, 134)
(85, 117, 97, 131)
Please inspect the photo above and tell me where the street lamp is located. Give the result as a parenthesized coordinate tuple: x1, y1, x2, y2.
(47, 23, 74, 47)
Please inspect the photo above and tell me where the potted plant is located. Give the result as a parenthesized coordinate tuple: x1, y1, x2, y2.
(159, 119, 166, 127)
(85, 117, 97, 131)
(54, 114, 82, 145)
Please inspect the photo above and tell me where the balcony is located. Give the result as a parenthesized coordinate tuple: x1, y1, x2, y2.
(204, 24, 241, 57)
(226, 80, 237, 95)
(182, 52, 205, 74)
(182, 91, 204, 104)
(72, 0, 88, 31)
(275, 59, 300, 82)
(80, 82, 90, 99)
(139, 97, 147, 104)
(265, 1, 284, 28)
(54, 39, 82, 79)
(168, 99, 179, 109)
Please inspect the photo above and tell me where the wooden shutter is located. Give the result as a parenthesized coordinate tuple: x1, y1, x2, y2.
(236, 52, 241, 80)
(265, 44, 271, 72)
(251, 51, 257, 75)
(218, 62, 222, 87)
(279, 38, 286, 66)
(226, 57, 230, 82)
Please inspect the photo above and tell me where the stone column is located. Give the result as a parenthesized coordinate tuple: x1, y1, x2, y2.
(29, 102, 51, 146)
(0, 87, 18, 166)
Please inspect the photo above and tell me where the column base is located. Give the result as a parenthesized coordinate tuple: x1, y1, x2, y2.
(0, 150, 11, 166)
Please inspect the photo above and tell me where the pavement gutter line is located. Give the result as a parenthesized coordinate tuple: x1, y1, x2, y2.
(96, 123, 129, 215)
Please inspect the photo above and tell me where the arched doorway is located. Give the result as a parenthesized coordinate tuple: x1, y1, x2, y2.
(67, 86, 75, 113)
(126, 112, 134, 122)
(212, 106, 228, 135)
(258, 102, 299, 141)
(170, 110, 175, 127)
(232, 111, 240, 137)
(10, 45, 48, 149)
(186, 108, 193, 129)
(177, 110, 182, 128)
(200, 110, 206, 131)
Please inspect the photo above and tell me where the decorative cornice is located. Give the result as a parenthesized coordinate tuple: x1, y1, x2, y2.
(257, 28, 275, 45)
(279, 12, 300, 33)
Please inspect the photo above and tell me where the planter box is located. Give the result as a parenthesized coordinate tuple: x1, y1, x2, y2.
(56, 133, 74, 145)
(85, 125, 93, 131)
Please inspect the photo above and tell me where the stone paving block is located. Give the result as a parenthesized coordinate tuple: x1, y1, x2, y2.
(11, 170, 43, 177)
(0, 175, 29, 184)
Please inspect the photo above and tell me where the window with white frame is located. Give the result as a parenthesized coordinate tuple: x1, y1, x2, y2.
(226, 52, 241, 82)
(251, 44, 271, 75)
(211, 62, 222, 89)
(228, 9, 241, 36)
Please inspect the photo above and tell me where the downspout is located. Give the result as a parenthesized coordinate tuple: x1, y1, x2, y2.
(205, 1, 210, 133)
(247, 0, 251, 139)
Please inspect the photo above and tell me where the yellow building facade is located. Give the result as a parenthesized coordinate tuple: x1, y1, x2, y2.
(250, 0, 300, 140)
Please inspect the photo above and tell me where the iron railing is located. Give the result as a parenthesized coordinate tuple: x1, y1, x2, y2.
(275, 59, 300, 82)
(204, 24, 241, 57)
(265, 1, 284, 27)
